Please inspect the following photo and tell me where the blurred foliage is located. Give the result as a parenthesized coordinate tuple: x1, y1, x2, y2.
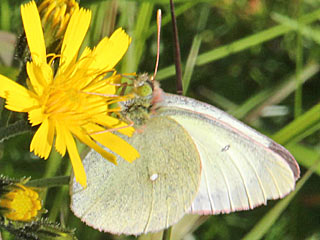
(0, 0, 320, 239)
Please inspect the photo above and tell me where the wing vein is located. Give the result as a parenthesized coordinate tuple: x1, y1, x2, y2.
(144, 183, 155, 233)
(197, 139, 216, 212)
(231, 142, 268, 206)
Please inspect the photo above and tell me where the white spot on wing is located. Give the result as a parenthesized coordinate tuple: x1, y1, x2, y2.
(150, 173, 158, 181)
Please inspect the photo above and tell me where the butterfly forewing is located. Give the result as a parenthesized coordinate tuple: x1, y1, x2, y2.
(70, 116, 201, 235)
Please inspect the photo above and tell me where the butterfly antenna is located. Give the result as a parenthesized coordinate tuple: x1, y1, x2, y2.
(152, 9, 162, 82)
(170, 0, 183, 95)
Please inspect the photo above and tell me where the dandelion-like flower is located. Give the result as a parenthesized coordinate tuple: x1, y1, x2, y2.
(0, 183, 41, 221)
(0, 1, 139, 187)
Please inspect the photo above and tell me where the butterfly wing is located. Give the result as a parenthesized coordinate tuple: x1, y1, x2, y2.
(70, 116, 201, 235)
(157, 93, 300, 215)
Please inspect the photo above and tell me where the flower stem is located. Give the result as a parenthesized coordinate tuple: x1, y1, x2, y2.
(25, 176, 70, 188)
(0, 120, 31, 143)
(162, 227, 172, 240)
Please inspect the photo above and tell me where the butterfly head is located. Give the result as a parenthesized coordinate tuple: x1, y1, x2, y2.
(117, 73, 157, 127)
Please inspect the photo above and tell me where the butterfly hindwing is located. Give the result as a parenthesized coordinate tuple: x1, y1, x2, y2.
(157, 93, 299, 214)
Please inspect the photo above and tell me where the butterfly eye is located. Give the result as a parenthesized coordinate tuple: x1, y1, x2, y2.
(136, 82, 153, 97)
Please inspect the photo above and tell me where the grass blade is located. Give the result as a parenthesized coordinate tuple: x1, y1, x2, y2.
(121, 2, 154, 73)
(182, 4, 209, 94)
(272, 103, 320, 145)
(287, 143, 320, 176)
(242, 62, 319, 123)
(157, 8, 320, 80)
(271, 12, 320, 45)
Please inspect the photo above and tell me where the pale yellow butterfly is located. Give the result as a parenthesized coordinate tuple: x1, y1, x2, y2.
(69, 8, 299, 236)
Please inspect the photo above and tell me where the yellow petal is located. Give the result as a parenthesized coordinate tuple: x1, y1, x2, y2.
(88, 28, 131, 72)
(94, 132, 139, 162)
(87, 74, 122, 96)
(26, 62, 53, 96)
(78, 46, 92, 61)
(30, 118, 54, 159)
(83, 78, 116, 95)
(84, 123, 139, 163)
(59, 7, 91, 74)
(72, 127, 117, 164)
(21, 1, 46, 65)
(64, 129, 87, 187)
(0, 74, 38, 112)
(92, 114, 135, 137)
(55, 121, 67, 156)
(0, 74, 30, 98)
(28, 108, 44, 126)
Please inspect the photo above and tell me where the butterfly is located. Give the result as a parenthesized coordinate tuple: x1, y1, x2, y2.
(69, 76, 299, 235)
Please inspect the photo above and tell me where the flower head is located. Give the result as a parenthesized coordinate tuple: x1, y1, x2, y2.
(0, 181, 41, 221)
(0, 1, 139, 187)
(38, 0, 79, 35)
(38, 0, 79, 51)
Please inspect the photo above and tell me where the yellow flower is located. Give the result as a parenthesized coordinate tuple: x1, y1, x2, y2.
(38, 0, 79, 50)
(0, 184, 41, 221)
(0, 1, 139, 187)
